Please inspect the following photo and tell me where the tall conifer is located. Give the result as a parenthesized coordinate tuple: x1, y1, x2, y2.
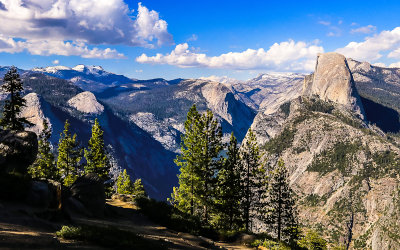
(0, 66, 32, 130)
(57, 120, 82, 186)
(240, 128, 263, 232)
(216, 132, 243, 230)
(264, 159, 299, 242)
(84, 118, 109, 179)
(29, 120, 58, 180)
(172, 104, 203, 216)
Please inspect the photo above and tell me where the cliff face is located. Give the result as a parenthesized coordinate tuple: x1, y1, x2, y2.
(303, 52, 365, 119)
(250, 52, 400, 249)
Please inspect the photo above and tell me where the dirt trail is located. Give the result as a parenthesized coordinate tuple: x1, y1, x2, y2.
(0, 200, 251, 249)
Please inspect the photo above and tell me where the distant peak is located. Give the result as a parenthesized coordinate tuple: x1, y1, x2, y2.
(72, 64, 104, 72)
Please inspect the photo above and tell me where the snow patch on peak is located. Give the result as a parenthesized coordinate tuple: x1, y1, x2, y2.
(67, 91, 104, 114)
(199, 75, 241, 85)
(33, 66, 72, 73)
(73, 64, 104, 73)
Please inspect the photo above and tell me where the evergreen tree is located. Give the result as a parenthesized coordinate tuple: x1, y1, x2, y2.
(0, 66, 32, 130)
(216, 132, 243, 230)
(240, 128, 263, 232)
(171, 104, 203, 216)
(29, 120, 58, 180)
(198, 109, 223, 223)
(84, 118, 109, 180)
(264, 159, 299, 242)
(171, 105, 223, 223)
(133, 178, 147, 198)
(57, 120, 82, 186)
(116, 169, 134, 194)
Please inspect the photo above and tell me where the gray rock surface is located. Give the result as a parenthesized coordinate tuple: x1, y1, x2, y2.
(70, 173, 105, 217)
(303, 52, 365, 119)
(0, 130, 38, 173)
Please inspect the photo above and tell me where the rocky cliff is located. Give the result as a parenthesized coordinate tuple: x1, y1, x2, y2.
(250, 52, 400, 249)
(303, 52, 365, 119)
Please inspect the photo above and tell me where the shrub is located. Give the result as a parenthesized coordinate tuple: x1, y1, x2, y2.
(297, 229, 327, 250)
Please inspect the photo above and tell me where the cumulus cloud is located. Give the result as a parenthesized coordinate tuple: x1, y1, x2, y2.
(0, 36, 126, 59)
(389, 62, 400, 68)
(337, 27, 400, 62)
(0, 1, 172, 58)
(52, 59, 59, 64)
(136, 40, 324, 72)
(372, 62, 386, 67)
(350, 25, 377, 34)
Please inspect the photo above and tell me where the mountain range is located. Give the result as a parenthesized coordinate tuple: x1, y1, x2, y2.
(2, 53, 400, 247)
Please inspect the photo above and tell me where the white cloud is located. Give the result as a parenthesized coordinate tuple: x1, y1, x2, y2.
(372, 62, 386, 67)
(350, 25, 376, 34)
(319, 21, 331, 26)
(336, 27, 400, 61)
(0, 36, 126, 59)
(0, 1, 172, 58)
(136, 40, 324, 72)
(187, 34, 198, 42)
(135, 69, 143, 73)
(389, 62, 400, 68)
(52, 59, 59, 64)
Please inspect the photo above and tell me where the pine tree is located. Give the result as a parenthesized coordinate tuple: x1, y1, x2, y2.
(57, 120, 82, 186)
(84, 118, 109, 180)
(240, 128, 263, 232)
(198, 109, 223, 223)
(133, 178, 147, 198)
(0, 66, 32, 130)
(171, 105, 223, 223)
(264, 159, 299, 242)
(116, 169, 134, 195)
(216, 132, 243, 230)
(171, 104, 203, 216)
(29, 120, 58, 180)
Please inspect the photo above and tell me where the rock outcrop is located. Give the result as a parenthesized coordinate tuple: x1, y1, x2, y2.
(0, 130, 38, 173)
(303, 52, 365, 119)
(70, 173, 105, 217)
(21, 93, 50, 135)
(67, 91, 104, 114)
(248, 52, 400, 248)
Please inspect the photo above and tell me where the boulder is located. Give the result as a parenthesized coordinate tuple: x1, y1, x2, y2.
(70, 173, 105, 217)
(0, 129, 38, 173)
(25, 180, 62, 208)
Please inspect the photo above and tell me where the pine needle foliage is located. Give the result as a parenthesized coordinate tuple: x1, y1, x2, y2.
(0, 66, 32, 130)
(84, 118, 109, 180)
(29, 120, 58, 180)
(57, 120, 82, 186)
(116, 169, 134, 195)
(240, 128, 263, 232)
(264, 159, 299, 242)
(216, 132, 243, 230)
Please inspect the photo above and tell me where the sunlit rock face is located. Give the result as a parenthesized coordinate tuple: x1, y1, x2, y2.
(67, 91, 104, 115)
(303, 52, 365, 119)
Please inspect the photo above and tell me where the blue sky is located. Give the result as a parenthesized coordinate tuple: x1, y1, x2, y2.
(0, 0, 399, 80)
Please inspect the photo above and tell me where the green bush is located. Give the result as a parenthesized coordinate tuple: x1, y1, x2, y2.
(264, 127, 296, 155)
(298, 229, 327, 250)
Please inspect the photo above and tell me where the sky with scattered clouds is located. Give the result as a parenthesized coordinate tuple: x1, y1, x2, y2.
(0, 0, 399, 80)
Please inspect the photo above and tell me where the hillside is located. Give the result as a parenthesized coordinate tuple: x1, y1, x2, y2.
(251, 52, 400, 248)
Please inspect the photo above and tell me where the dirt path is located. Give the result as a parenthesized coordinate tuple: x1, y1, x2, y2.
(0, 199, 252, 249)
